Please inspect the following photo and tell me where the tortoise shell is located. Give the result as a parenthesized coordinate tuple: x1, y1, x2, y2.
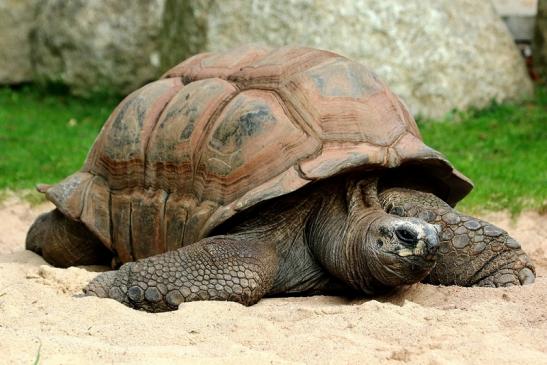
(43, 45, 472, 263)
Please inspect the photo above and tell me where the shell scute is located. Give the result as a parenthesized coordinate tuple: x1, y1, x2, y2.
(194, 89, 319, 205)
(145, 78, 238, 192)
(80, 176, 111, 248)
(85, 78, 183, 190)
(129, 189, 168, 260)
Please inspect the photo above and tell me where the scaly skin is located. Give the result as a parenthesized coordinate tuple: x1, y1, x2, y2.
(85, 236, 278, 312)
(379, 188, 535, 287)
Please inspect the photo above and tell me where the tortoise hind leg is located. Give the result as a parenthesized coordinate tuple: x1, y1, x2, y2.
(26, 209, 112, 268)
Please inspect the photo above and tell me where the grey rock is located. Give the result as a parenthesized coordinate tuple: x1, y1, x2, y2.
(27, 0, 533, 114)
(0, 0, 38, 84)
(196, 0, 532, 118)
(31, 0, 204, 96)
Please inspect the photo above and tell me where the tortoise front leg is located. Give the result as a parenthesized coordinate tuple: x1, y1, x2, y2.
(84, 236, 278, 312)
(379, 188, 535, 287)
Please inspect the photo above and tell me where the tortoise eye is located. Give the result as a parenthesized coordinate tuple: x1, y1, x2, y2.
(396, 228, 418, 246)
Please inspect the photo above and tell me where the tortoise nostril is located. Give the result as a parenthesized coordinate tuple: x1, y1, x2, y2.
(395, 228, 418, 246)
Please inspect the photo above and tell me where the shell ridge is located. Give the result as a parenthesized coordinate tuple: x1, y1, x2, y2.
(190, 83, 241, 202)
(142, 79, 184, 189)
(272, 85, 322, 141)
(80, 175, 112, 248)
(79, 172, 96, 220)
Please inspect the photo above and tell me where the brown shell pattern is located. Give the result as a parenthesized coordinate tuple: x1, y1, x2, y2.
(44, 45, 472, 263)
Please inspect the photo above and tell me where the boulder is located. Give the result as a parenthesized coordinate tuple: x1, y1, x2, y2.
(196, 0, 533, 118)
(0, 0, 38, 84)
(31, 0, 204, 96)
(29, 0, 533, 116)
(534, 0, 547, 80)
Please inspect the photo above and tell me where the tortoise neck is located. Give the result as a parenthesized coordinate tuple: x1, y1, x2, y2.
(305, 179, 390, 294)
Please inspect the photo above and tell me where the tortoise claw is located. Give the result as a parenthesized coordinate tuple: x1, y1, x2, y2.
(84, 271, 118, 298)
(518, 267, 535, 285)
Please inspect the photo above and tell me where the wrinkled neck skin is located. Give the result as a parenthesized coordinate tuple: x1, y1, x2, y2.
(221, 177, 389, 297)
(305, 182, 392, 295)
(223, 186, 347, 296)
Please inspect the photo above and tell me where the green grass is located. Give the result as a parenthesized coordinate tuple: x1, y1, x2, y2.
(0, 86, 119, 192)
(0, 85, 545, 214)
(418, 88, 547, 214)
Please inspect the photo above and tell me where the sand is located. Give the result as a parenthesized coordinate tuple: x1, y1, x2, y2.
(0, 196, 546, 365)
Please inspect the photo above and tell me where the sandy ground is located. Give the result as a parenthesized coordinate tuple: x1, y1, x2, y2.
(0, 197, 546, 365)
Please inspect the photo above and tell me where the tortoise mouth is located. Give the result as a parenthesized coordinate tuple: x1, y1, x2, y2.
(371, 250, 436, 286)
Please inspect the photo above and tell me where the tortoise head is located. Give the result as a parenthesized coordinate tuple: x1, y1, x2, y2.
(358, 211, 440, 288)
(309, 177, 440, 293)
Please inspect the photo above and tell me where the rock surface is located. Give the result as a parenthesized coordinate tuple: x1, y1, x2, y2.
(196, 0, 532, 118)
(31, 0, 204, 96)
(0, 0, 38, 84)
(17, 0, 534, 116)
(534, 0, 547, 80)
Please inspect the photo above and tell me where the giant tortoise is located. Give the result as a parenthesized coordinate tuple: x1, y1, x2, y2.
(26, 46, 535, 312)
